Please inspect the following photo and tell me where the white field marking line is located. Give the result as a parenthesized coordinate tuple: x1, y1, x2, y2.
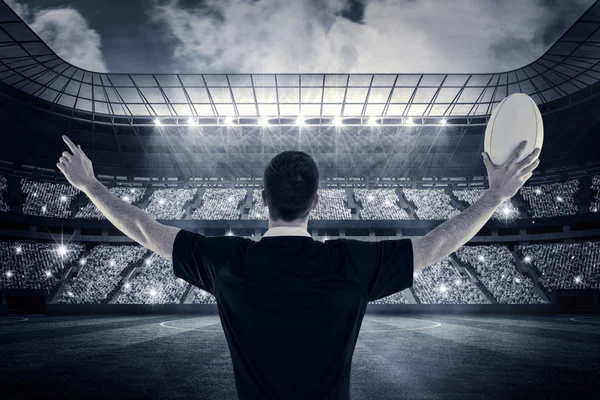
(570, 317, 600, 324)
(362, 317, 441, 332)
(159, 318, 222, 331)
(0, 317, 29, 324)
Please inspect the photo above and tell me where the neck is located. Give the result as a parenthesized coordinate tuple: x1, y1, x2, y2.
(268, 219, 308, 231)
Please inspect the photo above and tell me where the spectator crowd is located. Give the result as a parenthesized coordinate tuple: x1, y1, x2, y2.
(403, 188, 461, 220)
(520, 180, 579, 218)
(354, 189, 409, 220)
(192, 189, 247, 220)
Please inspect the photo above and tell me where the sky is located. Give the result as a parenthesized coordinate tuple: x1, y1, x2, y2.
(5, 0, 596, 74)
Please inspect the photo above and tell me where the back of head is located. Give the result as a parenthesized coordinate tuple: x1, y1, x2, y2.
(263, 151, 319, 222)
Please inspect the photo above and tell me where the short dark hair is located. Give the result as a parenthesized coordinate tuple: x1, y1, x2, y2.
(263, 151, 319, 222)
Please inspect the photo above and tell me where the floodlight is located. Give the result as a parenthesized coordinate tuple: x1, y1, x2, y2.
(593, 207, 598, 213)
(524, 256, 532, 263)
(16, 246, 22, 254)
(33, 192, 37, 197)
(6, 270, 13, 278)
(224, 116, 235, 126)
(332, 116, 343, 126)
(124, 282, 131, 289)
(556, 196, 564, 202)
(67, 291, 74, 297)
(41, 205, 47, 213)
(574, 276, 582, 284)
(368, 117, 378, 126)
(296, 116, 306, 126)
(60, 195, 67, 202)
(405, 117, 414, 126)
(57, 245, 67, 257)
(323, 237, 328, 242)
(502, 206, 512, 216)
(149, 289, 157, 297)
(130, 189, 136, 193)
(477, 255, 485, 262)
(79, 258, 86, 266)
(535, 188, 542, 195)
(440, 118, 447, 125)
(258, 116, 270, 126)
(226, 231, 233, 236)
(122, 195, 130, 202)
(145, 259, 152, 266)
(45, 270, 52, 278)
(187, 117, 198, 126)
(153, 118, 162, 126)
(109, 260, 116, 267)
(439, 284, 448, 293)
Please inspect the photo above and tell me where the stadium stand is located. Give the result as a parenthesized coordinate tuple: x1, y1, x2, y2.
(369, 291, 410, 304)
(353, 189, 409, 220)
(0, 175, 9, 212)
(519, 242, 600, 295)
(144, 188, 197, 220)
(58, 245, 147, 304)
(0, 241, 85, 292)
(248, 190, 269, 220)
(412, 258, 490, 304)
(454, 245, 545, 304)
(520, 180, 579, 218)
(76, 187, 146, 219)
(190, 287, 217, 304)
(113, 253, 190, 304)
(403, 188, 460, 220)
(453, 188, 519, 220)
(21, 178, 79, 218)
(191, 189, 247, 220)
(309, 189, 352, 220)
(590, 175, 600, 213)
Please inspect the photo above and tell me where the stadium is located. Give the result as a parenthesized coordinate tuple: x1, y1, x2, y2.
(1, 0, 599, 398)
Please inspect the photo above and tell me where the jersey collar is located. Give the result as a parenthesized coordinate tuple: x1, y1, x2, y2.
(262, 226, 312, 238)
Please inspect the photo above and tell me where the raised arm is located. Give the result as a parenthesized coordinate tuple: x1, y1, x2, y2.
(411, 141, 541, 271)
(56, 136, 180, 261)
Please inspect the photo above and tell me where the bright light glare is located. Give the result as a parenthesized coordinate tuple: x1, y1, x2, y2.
(574, 275, 582, 284)
(259, 116, 270, 126)
(368, 117, 378, 126)
(440, 118, 447, 125)
(296, 116, 306, 126)
(41, 205, 47, 213)
(122, 195, 130, 202)
(130, 189, 135, 193)
(227, 196, 234, 202)
(514, 277, 521, 283)
(502, 206, 512, 216)
(454, 279, 461, 286)
(6, 271, 13, 278)
(224, 116, 234, 126)
(57, 245, 67, 257)
(535, 188, 542, 195)
(187, 117, 197, 126)
(556, 196, 564, 202)
(524, 256, 532, 263)
(384, 200, 392, 207)
(60, 195, 67, 202)
(153, 118, 162, 126)
(226, 231, 233, 236)
(367, 195, 374, 202)
(16, 246, 22, 254)
(124, 282, 131, 289)
(67, 291, 74, 297)
(79, 258, 86, 266)
(109, 260, 115, 267)
(439, 284, 448, 293)
(45, 270, 52, 278)
(477, 255, 485, 262)
(149, 289, 157, 297)
(158, 198, 166, 206)
(332, 116, 343, 126)
(405, 117, 414, 126)
(145, 259, 152, 266)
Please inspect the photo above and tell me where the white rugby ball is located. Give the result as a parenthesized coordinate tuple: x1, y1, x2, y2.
(484, 93, 544, 165)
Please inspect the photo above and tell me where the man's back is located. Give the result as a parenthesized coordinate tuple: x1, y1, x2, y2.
(172, 230, 413, 399)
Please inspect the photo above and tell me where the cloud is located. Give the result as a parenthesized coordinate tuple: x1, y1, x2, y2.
(6, 0, 108, 72)
(152, 0, 594, 73)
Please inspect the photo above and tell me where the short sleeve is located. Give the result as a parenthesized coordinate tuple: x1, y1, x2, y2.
(171, 229, 244, 294)
(339, 239, 414, 302)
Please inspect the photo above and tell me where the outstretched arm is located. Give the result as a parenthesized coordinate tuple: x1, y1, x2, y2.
(411, 141, 541, 271)
(56, 136, 180, 261)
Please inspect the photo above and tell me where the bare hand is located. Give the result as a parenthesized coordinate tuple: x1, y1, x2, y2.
(482, 141, 541, 202)
(57, 136, 97, 192)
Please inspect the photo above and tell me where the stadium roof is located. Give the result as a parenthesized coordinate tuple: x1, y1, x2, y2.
(1, 1, 600, 126)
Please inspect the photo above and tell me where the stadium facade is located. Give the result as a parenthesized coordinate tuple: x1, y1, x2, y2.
(0, 0, 599, 312)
